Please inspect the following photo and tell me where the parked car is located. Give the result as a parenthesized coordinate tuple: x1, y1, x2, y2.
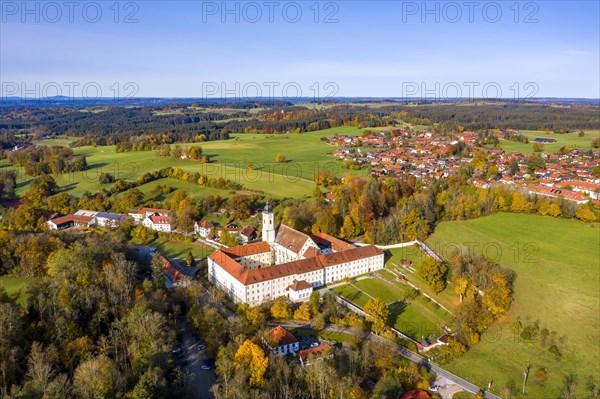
(201, 365, 211, 370)
(310, 342, 319, 348)
(197, 344, 206, 351)
(172, 347, 182, 355)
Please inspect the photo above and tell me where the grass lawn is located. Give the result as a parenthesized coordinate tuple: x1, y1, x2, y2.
(426, 213, 600, 398)
(385, 246, 458, 312)
(331, 284, 371, 308)
(130, 237, 214, 259)
(319, 330, 353, 344)
(389, 302, 442, 341)
(353, 278, 413, 304)
(497, 129, 599, 154)
(0, 276, 33, 306)
(333, 276, 451, 341)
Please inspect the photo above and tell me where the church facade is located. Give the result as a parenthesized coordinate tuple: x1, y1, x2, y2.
(207, 203, 384, 305)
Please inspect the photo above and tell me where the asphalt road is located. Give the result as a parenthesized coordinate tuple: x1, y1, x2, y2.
(178, 320, 216, 399)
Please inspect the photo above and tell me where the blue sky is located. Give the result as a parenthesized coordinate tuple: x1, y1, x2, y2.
(1, 1, 599, 98)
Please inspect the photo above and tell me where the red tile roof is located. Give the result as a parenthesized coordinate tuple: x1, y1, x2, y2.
(310, 232, 355, 252)
(271, 326, 298, 347)
(298, 343, 332, 363)
(162, 256, 188, 284)
(221, 241, 271, 258)
(286, 279, 312, 291)
(209, 245, 382, 285)
(398, 389, 431, 399)
(140, 207, 170, 215)
(197, 219, 213, 228)
(149, 215, 173, 225)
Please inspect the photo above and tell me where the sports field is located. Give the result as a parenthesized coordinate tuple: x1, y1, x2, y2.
(426, 213, 600, 398)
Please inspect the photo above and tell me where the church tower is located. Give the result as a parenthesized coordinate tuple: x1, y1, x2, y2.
(262, 200, 276, 243)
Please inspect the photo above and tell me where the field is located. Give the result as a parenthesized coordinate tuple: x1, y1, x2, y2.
(8, 128, 378, 200)
(0, 276, 33, 306)
(426, 213, 600, 397)
(332, 273, 451, 341)
(497, 129, 599, 154)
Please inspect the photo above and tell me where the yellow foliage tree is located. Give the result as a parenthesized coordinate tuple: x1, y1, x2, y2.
(576, 205, 597, 223)
(364, 298, 389, 334)
(511, 192, 533, 213)
(270, 299, 291, 320)
(293, 303, 312, 321)
(234, 340, 268, 387)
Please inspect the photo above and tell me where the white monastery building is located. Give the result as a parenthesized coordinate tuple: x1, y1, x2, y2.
(208, 202, 384, 305)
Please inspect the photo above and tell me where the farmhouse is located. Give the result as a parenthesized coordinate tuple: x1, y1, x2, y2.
(207, 202, 384, 305)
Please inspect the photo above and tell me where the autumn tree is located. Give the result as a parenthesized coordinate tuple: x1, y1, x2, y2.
(270, 299, 292, 320)
(234, 340, 268, 387)
(185, 251, 195, 268)
(122, 188, 145, 210)
(73, 355, 118, 399)
(364, 298, 389, 334)
(417, 257, 448, 294)
(511, 192, 533, 213)
(576, 205, 597, 223)
(275, 153, 286, 163)
(293, 303, 312, 321)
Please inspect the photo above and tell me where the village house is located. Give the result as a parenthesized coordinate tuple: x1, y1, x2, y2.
(194, 219, 214, 237)
(161, 256, 190, 288)
(143, 214, 174, 232)
(238, 226, 257, 243)
(263, 326, 299, 355)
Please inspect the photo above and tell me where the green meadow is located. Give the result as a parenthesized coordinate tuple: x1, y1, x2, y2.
(0, 276, 33, 306)
(426, 213, 600, 398)
(10, 128, 378, 200)
(497, 129, 599, 154)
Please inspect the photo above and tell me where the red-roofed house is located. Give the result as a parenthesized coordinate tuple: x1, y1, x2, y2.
(298, 343, 333, 366)
(194, 219, 214, 237)
(285, 279, 313, 302)
(161, 256, 190, 288)
(143, 214, 174, 232)
(263, 326, 299, 355)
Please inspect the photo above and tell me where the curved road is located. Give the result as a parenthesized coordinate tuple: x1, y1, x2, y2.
(271, 322, 500, 399)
